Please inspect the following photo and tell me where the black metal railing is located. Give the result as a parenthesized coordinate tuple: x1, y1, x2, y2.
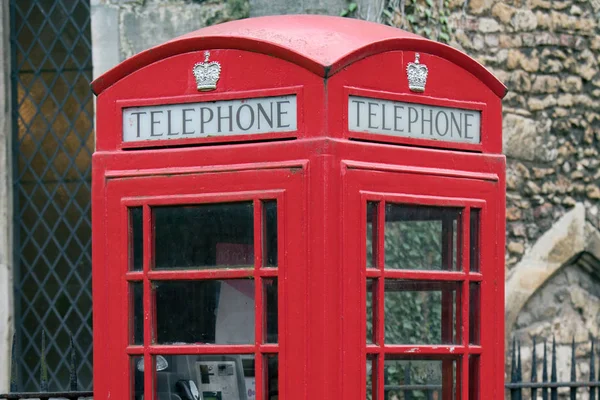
(0, 334, 92, 400)
(2, 333, 599, 399)
(376, 336, 600, 399)
(507, 337, 600, 400)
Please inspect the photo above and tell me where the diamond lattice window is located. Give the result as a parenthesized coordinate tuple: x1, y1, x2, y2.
(10, 0, 94, 391)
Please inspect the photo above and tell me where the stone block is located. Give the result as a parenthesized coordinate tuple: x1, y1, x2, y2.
(508, 241, 526, 255)
(91, 1, 120, 78)
(120, 1, 249, 60)
(492, 3, 515, 23)
(355, 0, 385, 22)
(557, 94, 573, 107)
(527, 95, 556, 111)
(586, 185, 600, 199)
(549, 11, 596, 32)
(503, 113, 555, 162)
(511, 9, 537, 31)
(499, 34, 522, 48)
(576, 50, 598, 81)
(468, 0, 494, 14)
(250, 0, 346, 16)
(529, 0, 552, 9)
(505, 70, 532, 92)
(531, 75, 560, 94)
(559, 76, 583, 93)
(478, 17, 502, 33)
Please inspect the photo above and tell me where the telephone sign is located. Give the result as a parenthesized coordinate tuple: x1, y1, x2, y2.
(348, 95, 481, 144)
(92, 15, 506, 400)
(123, 95, 297, 142)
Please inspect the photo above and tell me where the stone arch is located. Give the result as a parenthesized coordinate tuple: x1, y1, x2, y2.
(505, 203, 600, 344)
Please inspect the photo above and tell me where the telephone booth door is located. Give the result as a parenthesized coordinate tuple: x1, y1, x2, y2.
(97, 165, 307, 400)
(342, 163, 503, 400)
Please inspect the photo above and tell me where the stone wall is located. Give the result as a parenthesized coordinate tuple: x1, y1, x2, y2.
(429, 0, 600, 386)
(440, 0, 600, 270)
(513, 259, 600, 399)
(91, 0, 384, 80)
(91, 0, 251, 78)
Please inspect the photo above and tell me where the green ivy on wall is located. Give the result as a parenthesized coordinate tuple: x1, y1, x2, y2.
(381, 0, 453, 43)
(340, 1, 358, 17)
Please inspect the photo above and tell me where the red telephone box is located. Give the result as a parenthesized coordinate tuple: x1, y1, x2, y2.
(91, 15, 506, 400)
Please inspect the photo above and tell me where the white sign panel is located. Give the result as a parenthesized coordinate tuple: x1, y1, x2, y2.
(123, 95, 297, 142)
(348, 96, 481, 144)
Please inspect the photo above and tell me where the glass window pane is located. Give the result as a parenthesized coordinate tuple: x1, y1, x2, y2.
(12, 0, 95, 389)
(384, 204, 462, 271)
(470, 209, 480, 272)
(152, 354, 255, 400)
(155, 280, 255, 344)
(384, 280, 460, 344)
(384, 358, 456, 400)
(154, 202, 254, 270)
(263, 201, 278, 267)
(131, 282, 143, 345)
(470, 283, 481, 345)
(265, 354, 279, 400)
(469, 355, 480, 400)
(366, 279, 376, 344)
(264, 278, 278, 343)
(366, 355, 377, 400)
(130, 207, 143, 271)
(132, 356, 143, 400)
(366, 202, 377, 268)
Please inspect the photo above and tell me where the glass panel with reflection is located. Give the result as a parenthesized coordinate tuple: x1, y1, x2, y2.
(384, 280, 460, 345)
(155, 279, 255, 345)
(130, 207, 143, 271)
(384, 358, 456, 400)
(384, 204, 462, 271)
(132, 356, 143, 400)
(264, 278, 278, 343)
(131, 282, 143, 345)
(470, 209, 481, 272)
(154, 202, 254, 270)
(136, 354, 257, 400)
(263, 201, 278, 268)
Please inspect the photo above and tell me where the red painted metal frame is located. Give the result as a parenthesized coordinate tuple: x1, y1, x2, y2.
(94, 167, 308, 399)
(340, 162, 504, 400)
(93, 139, 505, 399)
(92, 15, 506, 400)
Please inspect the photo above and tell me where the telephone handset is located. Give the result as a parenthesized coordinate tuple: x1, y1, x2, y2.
(176, 380, 200, 400)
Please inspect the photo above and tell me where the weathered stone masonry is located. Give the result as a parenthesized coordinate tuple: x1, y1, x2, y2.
(437, 0, 600, 386)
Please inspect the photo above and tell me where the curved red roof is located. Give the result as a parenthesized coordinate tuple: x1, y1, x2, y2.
(91, 15, 506, 97)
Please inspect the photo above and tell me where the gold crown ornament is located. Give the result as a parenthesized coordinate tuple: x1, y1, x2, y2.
(192, 51, 221, 91)
(406, 53, 428, 93)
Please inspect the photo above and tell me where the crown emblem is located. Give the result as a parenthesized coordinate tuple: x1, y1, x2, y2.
(192, 51, 221, 91)
(406, 53, 428, 93)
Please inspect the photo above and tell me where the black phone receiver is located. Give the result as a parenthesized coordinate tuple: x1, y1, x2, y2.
(175, 380, 200, 400)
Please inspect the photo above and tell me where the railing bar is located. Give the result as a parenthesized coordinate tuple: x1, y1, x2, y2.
(571, 337, 577, 400)
(505, 382, 600, 388)
(517, 341, 522, 400)
(510, 338, 517, 400)
(551, 336, 557, 400)
(0, 392, 93, 399)
(593, 336, 597, 400)
(542, 339, 548, 400)
(531, 337, 537, 400)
